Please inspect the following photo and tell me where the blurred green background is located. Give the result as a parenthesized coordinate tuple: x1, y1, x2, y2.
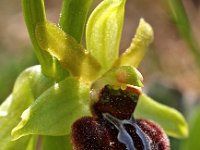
(0, 0, 200, 149)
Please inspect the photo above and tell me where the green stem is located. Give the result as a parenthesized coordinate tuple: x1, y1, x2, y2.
(59, 0, 93, 43)
(168, 0, 200, 68)
(22, 0, 68, 81)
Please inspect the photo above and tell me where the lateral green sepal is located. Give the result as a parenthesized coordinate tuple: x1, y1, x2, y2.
(12, 77, 91, 140)
(135, 94, 189, 138)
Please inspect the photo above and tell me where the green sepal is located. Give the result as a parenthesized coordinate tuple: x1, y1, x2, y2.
(59, 0, 93, 42)
(36, 22, 101, 81)
(135, 94, 189, 138)
(0, 65, 53, 149)
(12, 77, 91, 140)
(91, 66, 143, 101)
(86, 0, 126, 72)
(42, 135, 72, 150)
(115, 18, 153, 68)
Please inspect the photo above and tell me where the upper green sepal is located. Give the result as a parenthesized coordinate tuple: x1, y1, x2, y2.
(86, 0, 126, 72)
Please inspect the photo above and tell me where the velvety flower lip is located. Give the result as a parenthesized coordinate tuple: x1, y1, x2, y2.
(136, 119, 170, 150)
(71, 115, 170, 150)
(71, 85, 170, 150)
(103, 113, 151, 150)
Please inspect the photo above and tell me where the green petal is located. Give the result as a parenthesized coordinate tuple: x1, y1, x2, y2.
(91, 66, 143, 101)
(0, 66, 53, 149)
(59, 0, 93, 42)
(86, 0, 126, 72)
(36, 22, 101, 81)
(115, 19, 154, 68)
(12, 77, 91, 140)
(135, 94, 189, 138)
(42, 135, 72, 150)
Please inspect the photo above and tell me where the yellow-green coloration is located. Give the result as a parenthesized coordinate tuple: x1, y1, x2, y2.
(36, 23, 101, 81)
(135, 94, 188, 138)
(22, 0, 68, 81)
(115, 19, 154, 68)
(0, 66, 54, 149)
(86, 0, 126, 73)
(12, 77, 91, 140)
(0, 0, 189, 149)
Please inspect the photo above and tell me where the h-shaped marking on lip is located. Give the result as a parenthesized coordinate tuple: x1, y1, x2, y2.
(103, 113, 151, 150)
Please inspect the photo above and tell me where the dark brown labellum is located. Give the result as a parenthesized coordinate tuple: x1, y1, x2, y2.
(71, 85, 170, 150)
(136, 119, 170, 150)
(71, 116, 170, 150)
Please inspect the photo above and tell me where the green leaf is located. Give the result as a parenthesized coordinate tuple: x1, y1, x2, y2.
(86, 0, 126, 72)
(22, 0, 67, 80)
(180, 105, 200, 150)
(115, 19, 153, 68)
(12, 77, 91, 140)
(168, 0, 191, 39)
(167, 0, 200, 68)
(36, 22, 101, 81)
(135, 94, 188, 138)
(0, 66, 53, 150)
(42, 135, 72, 150)
(59, 0, 93, 42)
(91, 66, 143, 101)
